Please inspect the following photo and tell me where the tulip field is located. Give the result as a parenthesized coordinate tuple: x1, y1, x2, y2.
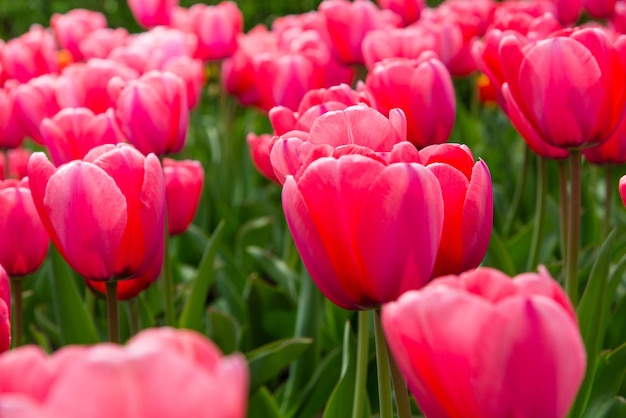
(4, 0, 626, 417)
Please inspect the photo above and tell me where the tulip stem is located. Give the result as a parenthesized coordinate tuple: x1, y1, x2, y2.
(389, 342, 413, 418)
(558, 159, 570, 267)
(105, 280, 119, 343)
(503, 146, 530, 237)
(352, 310, 370, 418)
(162, 231, 175, 326)
(10, 277, 22, 347)
(602, 166, 613, 240)
(566, 150, 582, 306)
(128, 298, 141, 336)
(527, 156, 547, 272)
(374, 310, 393, 418)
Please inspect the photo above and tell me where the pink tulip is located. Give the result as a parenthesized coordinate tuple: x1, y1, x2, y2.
(27, 143, 165, 282)
(375, 0, 426, 25)
(489, 1, 562, 35)
(125, 26, 197, 71)
(0, 265, 8, 353)
(382, 267, 586, 418)
(174, 2, 243, 61)
(283, 153, 443, 310)
(127, 0, 178, 28)
(50, 9, 108, 61)
(362, 26, 444, 70)
(548, 0, 583, 24)
(0, 148, 32, 181)
(110, 70, 188, 156)
(500, 27, 626, 159)
(163, 158, 204, 235)
(270, 104, 413, 184)
(247, 133, 280, 183)
(0, 179, 49, 277)
(0, 87, 24, 149)
(40, 108, 126, 166)
(365, 54, 456, 148)
(585, 0, 617, 17)
(0, 328, 249, 418)
(619, 174, 626, 207)
(319, 0, 401, 65)
(161, 55, 204, 109)
(12, 74, 60, 145)
(611, 1, 626, 33)
(419, 144, 493, 278)
(0, 25, 58, 83)
(78, 28, 129, 60)
(584, 109, 626, 164)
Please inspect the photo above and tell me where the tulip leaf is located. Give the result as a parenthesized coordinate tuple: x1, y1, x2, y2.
(205, 308, 241, 355)
(246, 246, 299, 301)
(484, 229, 516, 276)
(580, 342, 626, 418)
(323, 321, 371, 418)
(178, 220, 225, 332)
(246, 337, 313, 393)
(248, 386, 284, 418)
(590, 397, 626, 418)
(49, 247, 99, 345)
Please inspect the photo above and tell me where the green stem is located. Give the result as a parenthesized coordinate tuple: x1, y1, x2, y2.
(566, 150, 582, 306)
(526, 156, 547, 272)
(389, 345, 412, 418)
(558, 159, 570, 266)
(352, 310, 370, 418)
(105, 281, 119, 343)
(503, 146, 530, 237)
(161, 230, 175, 326)
(127, 298, 141, 336)
(602, 166, 613, 240)
(10, 277, 22, 347)
(374, 311, 393, 418)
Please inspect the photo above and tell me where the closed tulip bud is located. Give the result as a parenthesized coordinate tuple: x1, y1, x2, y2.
(40, 108, 126, 166)
(420, 143, 493, 278)
(110, 71, 188, 156)
(0, 179, 49, 277)
(27, 143, 165, 282)
(127, 0, 178, 28)
(366, 54, 456, 148)
(382, 267, 586, 418)
(283, 153, 443, 310)
(163, 158, 204, 235)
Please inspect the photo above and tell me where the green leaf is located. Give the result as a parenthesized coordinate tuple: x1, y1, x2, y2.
(590, 397, 626, 418)
(178, 220, 225, 331)
(483, 229, 516, 276)
(246, 246, 298, 301)
(248, 386, 284, 418)
(49, 247, 99, 345)
(246, 337, 313, 393)
(581, 343, 626, 418)
(205, 308, 241, 354)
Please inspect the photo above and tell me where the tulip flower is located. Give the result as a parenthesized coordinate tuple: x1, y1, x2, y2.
(0, 148, 31, 180)
(619, 175, 626, 207)
(109, 71, 188, 156)
(0, 328, 249, 418)
(0, 179, 49, 277)
(78, 28, 129, 60)
(375, 0, 425, 25)
(11, 74, 60, 145)
(161, 56, 204, 109)
(420, 144, 493, 278)
(585, 0, 617, 18)
(127, 0, 178, 28)
(50, 9, 108, 61)
(500, 27, 626, 158)
(0, 87, 24, 149)
(40, 108, 126, 166)
(366, 54, 456, 148)
(0, 25, 58, 83)
(382, 267, 586, 418)
(0, 265, 9, 353)
(27, 143, 165, 282)
(584, 112, 626, 165)
(163, 158, 204, 235)
(282, 153, 443, 310)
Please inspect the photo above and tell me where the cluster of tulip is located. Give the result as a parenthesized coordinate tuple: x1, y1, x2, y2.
(2, 0, 626, 417)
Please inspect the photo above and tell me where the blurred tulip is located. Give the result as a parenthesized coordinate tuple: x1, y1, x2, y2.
(127, 0, 178, 28)
(125, 26, 197, 71)
(0, 265, 8, 353)
(500, 27, 626, 159)
(420, 144, 493, 278)
(549, 0, 583, 24)
(584, 109, 626, 164)
(0, 148, 31, 180)
(109, 70, 188, 156)
(270, 104, 414, 184)
(12, 74, 60, 145)
(319, 0, 401, 65)
(619, 174, 626, 206)
(0, 328, 249, 418)
(161, 55, 204, 109)
(375, 0, 426, 25)
(50, 9, 107, 62)
(283, 153, 443, 310)
(0, 25, 58, 83)
(382, 267, 586, 418)
(78, 28, 129, 60)
(40, 108, 126, 166)
(0, 87, 24, 149)
(27, 143, 165, 282)
(163, 158, 204, 235)
(366, 54, 455, 148)
(585, 0, 617, 17)
(247, 133, 280, 183)
(0, 179, 49, 277)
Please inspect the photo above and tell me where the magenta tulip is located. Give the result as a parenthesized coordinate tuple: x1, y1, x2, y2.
(0, 179, 49, 277)
(0, 25, 58, 83)
(110, 70, 188, 156)
(382, 267, 586, 418)
(375, 0, 425, 25)
(127, 0, 178, 28)
(585, 0, 617, 17)
(420, 144, 493, 278)
(50, 9, 107, 61)
(500, 27, 626, 159)
(0, 265, 8, 353)
(366, 54, 456, 148)
(40, 108, 126, 166)
(283, 153, 443, 309)
(0, 148, 31, 181)
(163, 158, 204, 235)
(0, 87, 24, 149)
(12, 74, 60, 145)
(27, 143, 165, 282)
